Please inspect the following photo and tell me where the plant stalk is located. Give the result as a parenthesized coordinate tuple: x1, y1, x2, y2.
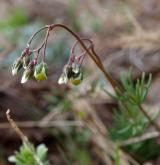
(139, 105, 160, 132)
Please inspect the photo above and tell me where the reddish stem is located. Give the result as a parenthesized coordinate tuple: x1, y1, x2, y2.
(50, 24, 118, 89)
(26, 24, 117, 90)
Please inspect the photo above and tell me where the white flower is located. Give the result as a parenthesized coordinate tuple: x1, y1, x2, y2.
(58, 73, 68, 84)
(72, 62, 80, 74)
(21, 66, 33, 83)
(12, 58, 23, 76)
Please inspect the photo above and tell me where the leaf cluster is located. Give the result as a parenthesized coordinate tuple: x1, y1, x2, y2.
(107, 70, 160, 162)
(8, 142, 49, 165)
(108, 70, 152, 140)
(115, 70, 152, 105)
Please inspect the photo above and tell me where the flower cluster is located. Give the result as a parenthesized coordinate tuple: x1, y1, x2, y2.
(11, 25, 92, 86)
(12, 47, 48, 83)
(58, 57, 83, 86)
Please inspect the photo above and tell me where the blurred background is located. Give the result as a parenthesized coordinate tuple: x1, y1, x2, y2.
(1, 0, 160, 164)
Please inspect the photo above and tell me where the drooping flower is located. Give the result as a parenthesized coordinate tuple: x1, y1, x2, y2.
(71, 62, 80, 74)
(58, 65, 69, 84)
(34, 62, 48, 81)
(70, 70, 83, 86)
(58, 73, 68, 84)
(12, 57, 23, 76)
(58, 62, 83, 86)
(22, 56, 30, 69)
(21, 64, 34, 83)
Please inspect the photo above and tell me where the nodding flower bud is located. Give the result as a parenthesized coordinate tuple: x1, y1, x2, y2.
(72, 62, 80, 74)
(22, 56, 30, 69)
(21, 63, 34, 84)
(12, 57, 23, 76)
(34, 62, 48, 81)
(58, 73, 68, 84)
(70, 70, 83, 86)
(58, 64, 83, 86)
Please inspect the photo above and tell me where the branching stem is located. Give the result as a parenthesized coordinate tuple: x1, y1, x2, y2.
(25, 23, 160, 132)
(27, 24, 117, 89)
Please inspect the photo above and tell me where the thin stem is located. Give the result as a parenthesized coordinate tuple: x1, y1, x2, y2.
(69, 38, 92, 66)
(30, 29, 49, 53)
(34, 51, 41, 63)
(31, 41, 46, 53)
(70, 38, 92, 55)
(6, 109, 27, 141)
(28, 26, 50, 54)
(139, 105, 160, 132)
(27, 26, 48, 46)
(42, 28, 50, 62)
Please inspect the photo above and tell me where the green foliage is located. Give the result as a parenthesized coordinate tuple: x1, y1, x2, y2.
(115, 70, 152, 105)
(109, 70, 151, 140)
(107, 70, 160, 162)
(126, 139, 160, 162)
(36, 144, 48, 163)
(8, 142, 49, 165)
(109, 103, 148, 140)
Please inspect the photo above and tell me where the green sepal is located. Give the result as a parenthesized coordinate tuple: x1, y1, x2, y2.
(70, 71, 83, 86)
(21, 65, 33, 83)
(34, 62, 48, 81)
(12, 57, 23, 75)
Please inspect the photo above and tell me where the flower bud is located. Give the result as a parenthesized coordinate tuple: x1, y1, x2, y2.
(58, 73, 68, 84)
(21, 65, 33, 83)
(72, 62, 80, 74)
(22, 56, 30, 69)
(12, 57, 23, 76)
(34, 62, 48, 81)
(70, 71, 83, 86)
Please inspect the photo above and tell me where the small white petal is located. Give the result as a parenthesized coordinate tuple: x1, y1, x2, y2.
(58, 74, 68, 84)
(12, 69, 17, 76)
(72, 63, 80, 74)
(21, 75, 27, 83)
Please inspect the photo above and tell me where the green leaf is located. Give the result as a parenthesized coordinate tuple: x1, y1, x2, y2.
(34, 62, 48, 81)
(8, 142, 49, 165)
(36, 144, 48, 161)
